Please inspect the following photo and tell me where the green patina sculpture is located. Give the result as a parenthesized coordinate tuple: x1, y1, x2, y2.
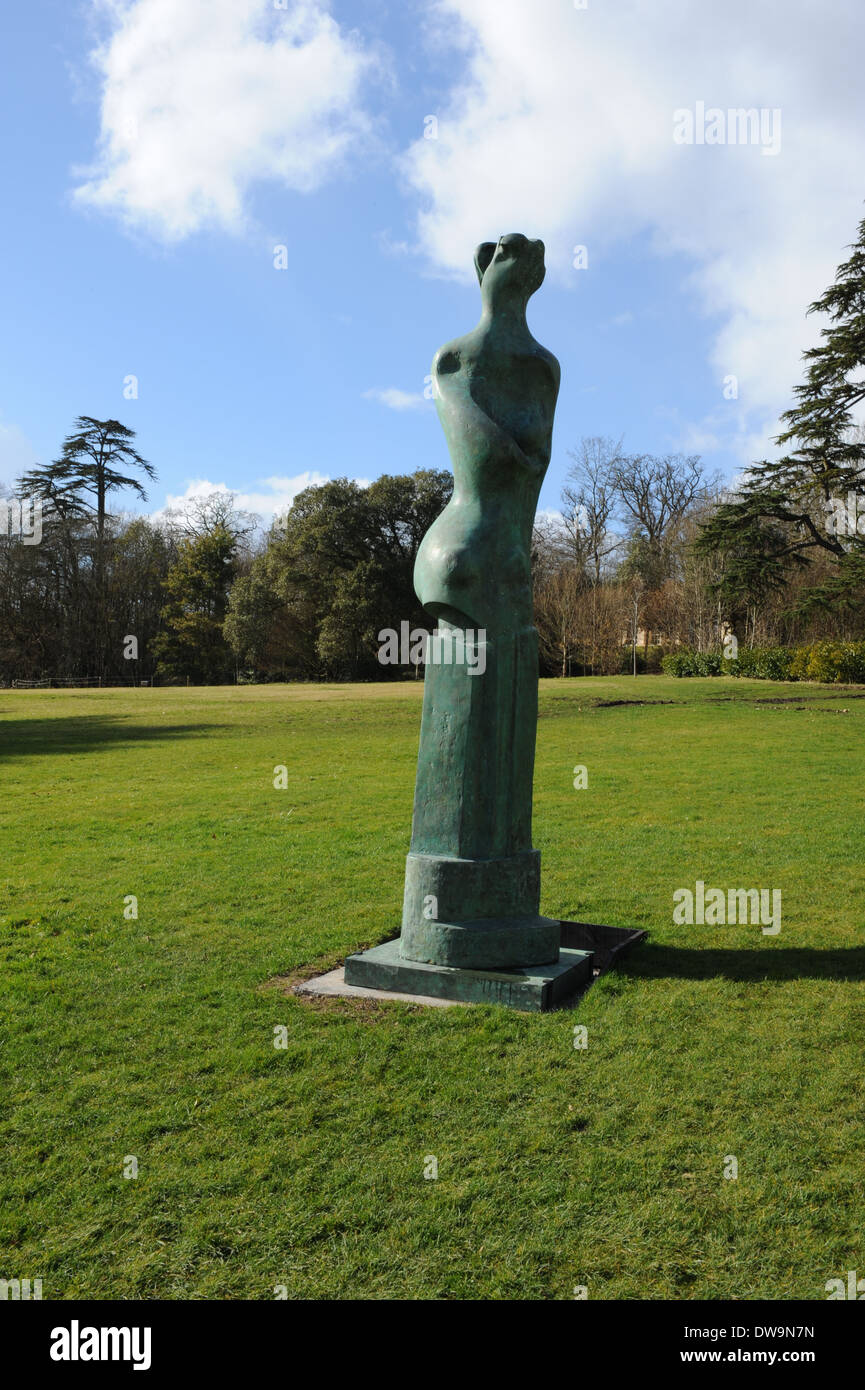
(399, 233, 561, 970)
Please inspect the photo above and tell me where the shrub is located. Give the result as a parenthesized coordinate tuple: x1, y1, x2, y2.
(663, 641, 865, 683)
(661, 650, 696, 677)
(728, 646, 795, 681)
(794, 640, 865, 683)
(661, 649, 721, 677)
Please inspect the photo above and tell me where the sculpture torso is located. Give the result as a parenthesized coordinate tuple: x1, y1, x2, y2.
(414, 235, 560, 634)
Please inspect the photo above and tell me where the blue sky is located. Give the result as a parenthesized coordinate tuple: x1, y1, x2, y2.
(2, 0, 864, 526)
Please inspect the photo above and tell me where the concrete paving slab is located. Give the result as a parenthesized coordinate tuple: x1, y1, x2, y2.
(294, 966, 466, 1007)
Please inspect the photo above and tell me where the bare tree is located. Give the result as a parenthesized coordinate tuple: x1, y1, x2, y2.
(161, 490, 260, 563)
(535, 562, 582, 677)
(611, 452, 714, 581)
(562, 436, 624, 584)
(559, 437, 628, 673)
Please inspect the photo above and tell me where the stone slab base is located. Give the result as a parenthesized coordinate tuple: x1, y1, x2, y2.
(342, 937, 594, 1012)
(295, 966, 466, 1008)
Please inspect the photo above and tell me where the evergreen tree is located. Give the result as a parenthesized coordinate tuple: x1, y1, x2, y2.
(698, 213, 865, 613)
(19, 417, 156, 553)
(225, 470, 453, 681)
(17, 417, 157, 675)
(152, 527, 236, 683)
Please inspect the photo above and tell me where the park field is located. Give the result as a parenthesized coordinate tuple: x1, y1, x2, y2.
(1, 676, 863, 1300)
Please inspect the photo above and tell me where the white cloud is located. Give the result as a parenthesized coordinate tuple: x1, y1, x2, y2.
(363, 387, 430, 411)
(535, 506, 565, 529)
(74, 0, 378, 239)
(375, 228, 412, 257)
(153, 472, 332, 526)
(401, 0, 865, 460)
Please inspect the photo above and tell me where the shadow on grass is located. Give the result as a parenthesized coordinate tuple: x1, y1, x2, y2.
(0, 715, 226, 760)
(624, 943, 865, 982)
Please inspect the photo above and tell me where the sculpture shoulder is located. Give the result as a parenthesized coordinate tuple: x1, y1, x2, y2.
(532, 341, 561, 392)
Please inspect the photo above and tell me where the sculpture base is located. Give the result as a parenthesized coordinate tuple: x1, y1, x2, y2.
(399, 912, 560, 970)
(343, 938, 593, 1012)
(400, 850, 555, 968)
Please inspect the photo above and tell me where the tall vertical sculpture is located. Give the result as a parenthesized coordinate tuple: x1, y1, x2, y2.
(400, 233, 560, 970)
(345, 235, 595, 1008)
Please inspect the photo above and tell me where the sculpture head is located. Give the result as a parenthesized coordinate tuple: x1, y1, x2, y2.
(474, 234, 546, 309)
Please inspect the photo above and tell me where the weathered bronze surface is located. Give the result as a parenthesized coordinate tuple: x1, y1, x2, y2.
(399, 234, 561, 970)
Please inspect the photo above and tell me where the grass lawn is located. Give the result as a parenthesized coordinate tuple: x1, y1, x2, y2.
(1, 675, 863, 1300)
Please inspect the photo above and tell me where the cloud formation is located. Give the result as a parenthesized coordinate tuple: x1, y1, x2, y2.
(362, 387, 430, 411)
(153, 472, 333, 526)
(74, 0, 377, 239)
(402, 0, 865, 454)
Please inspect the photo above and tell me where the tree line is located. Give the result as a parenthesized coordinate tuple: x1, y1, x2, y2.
(0, 421, 454, 684)
(536, 212, 865, 674)
(2, 212, 864, 685)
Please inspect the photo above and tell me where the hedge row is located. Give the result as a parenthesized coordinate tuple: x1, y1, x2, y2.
(661, 641, 865, 683)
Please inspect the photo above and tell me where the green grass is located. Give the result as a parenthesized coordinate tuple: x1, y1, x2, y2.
(1, 676, 863, 1300)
